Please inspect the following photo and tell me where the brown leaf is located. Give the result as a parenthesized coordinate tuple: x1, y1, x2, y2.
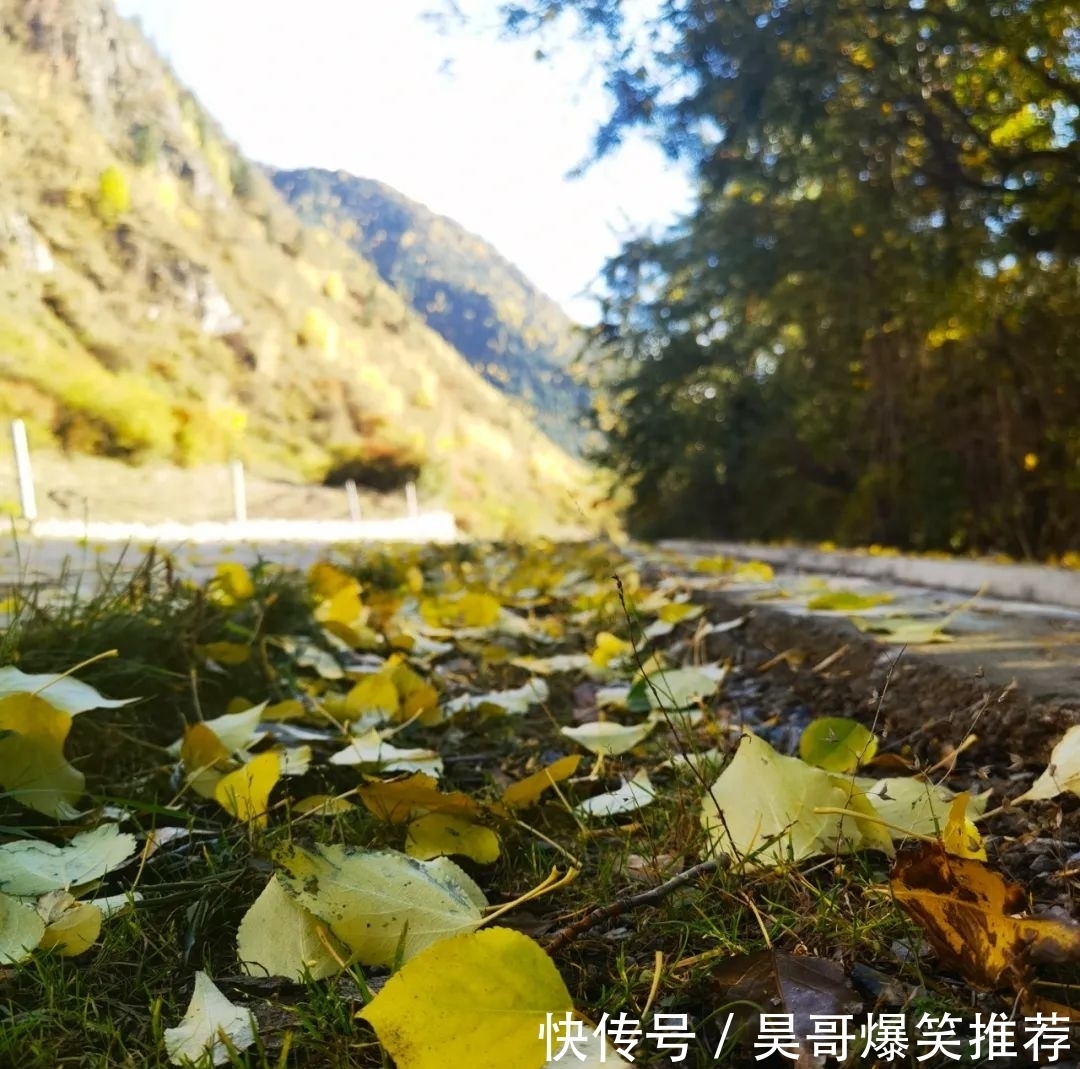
(891, 841, 1080, 990)
(713, 949, 863, 1045)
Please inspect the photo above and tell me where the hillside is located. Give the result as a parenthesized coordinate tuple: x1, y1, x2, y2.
(269, 168, 589, 453)
(0, 0, 601, 538)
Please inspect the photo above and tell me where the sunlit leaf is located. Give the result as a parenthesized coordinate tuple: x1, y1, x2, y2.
(701, 732, 892, 868)
(1016, 724, 1080, 802)
(213, 751, 281, 826)
(328, 728, 443, 776)
(358, 927, 573, 1069)
(561, 717, 659, 756)
(405, 814, 501, 863)
(799, 717, 878, 773)
(274, 843, 486, 966)
(575, 770, 656, 818)
(501, 756, 581, 810)
(358, 773, 478, 823)
(36, 891, 102, 957)
(0, 891, 45, 963)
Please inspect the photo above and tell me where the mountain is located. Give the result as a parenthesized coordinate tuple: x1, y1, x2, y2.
(268, 169, 589, 454)
(0, 0, 602, 538)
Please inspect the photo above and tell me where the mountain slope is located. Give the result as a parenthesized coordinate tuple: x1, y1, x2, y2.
(0, 0, 599, 537)
(269, 168, 589, 453)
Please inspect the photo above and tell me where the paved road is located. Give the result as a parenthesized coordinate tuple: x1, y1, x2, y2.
(660, 541, 1080, 705)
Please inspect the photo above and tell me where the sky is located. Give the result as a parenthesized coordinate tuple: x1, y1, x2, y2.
(111, 0, 693, 322)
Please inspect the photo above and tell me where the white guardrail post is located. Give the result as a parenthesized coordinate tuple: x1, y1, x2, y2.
(345, 479, 361, 521)
(405, 480, 418, 518)
(11, 419, 37, 522)
(230, 460, 247, 523)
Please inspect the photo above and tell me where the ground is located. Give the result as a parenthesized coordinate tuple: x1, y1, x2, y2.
(1, 540, 1079, 1068)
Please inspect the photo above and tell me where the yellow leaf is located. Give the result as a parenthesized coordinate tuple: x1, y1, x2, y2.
(262, 699, 305, 722)
(345, 673, 400, 718)
(943, 791, 986, 860)
(891, 841, 1080, 990)
(0, 892, 45, 963)
(357, 773, 478, 824)
(501, 755, 581, 810)
(0, 694, 82, 817)
(274, 843, 485, 966)
(293, 794, 356, 816)
(197, 642, 252, 666)
(209, 562, 254, 605)
(406, 814, 501, 863)
(214, 752, 281, 827)
(391, 661, 440, 724)
(359, 928, 573, 1069)
(37, 894, 102, 957)
(590, 631, 633, 668)
(180, 723, 230, 770)
(237, 876, 346, 980)
(420, 591, 501, 629)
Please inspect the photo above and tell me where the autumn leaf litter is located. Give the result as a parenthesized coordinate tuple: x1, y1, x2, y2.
(1, 541, 1079, 1066)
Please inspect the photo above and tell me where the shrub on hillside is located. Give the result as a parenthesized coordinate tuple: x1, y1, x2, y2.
(96, 165, 131, 222)
(322, 436, 425, 492)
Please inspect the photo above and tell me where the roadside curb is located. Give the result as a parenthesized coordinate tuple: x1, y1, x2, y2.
(660, 540, 1080, 612)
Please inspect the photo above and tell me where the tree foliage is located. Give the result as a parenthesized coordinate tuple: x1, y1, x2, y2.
(500, 0, 1080, 555)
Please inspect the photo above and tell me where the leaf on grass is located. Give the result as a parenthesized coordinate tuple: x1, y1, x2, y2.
(0, 671, 134, 817)
(358, 772, 477, 823)
(328, 728, 443, 776)
(208, 562, 254, 606)
(420, 591, 501, 630)
(700, 732, 891, 868)
(0, 891, 45, 963)
(891, 841, 1080, 990)
(575, 770, 656, 819)
(359, 927, 573, 1069)
(857, 777, 988, 842)
(561, 717, 659, 756)
(180, 723, 231, 771)
(237, 875, 345, 981)
(213, 751, 280, 827)
(511, 654, 593, 676)
(405, 814, 501, 863)
(643, 601, 704, 639)
(275, 843, 486, 966)
(590, 632, 634, 668)
(639, 666, 724, 711)
(196, 641, 252, 666)
(443, 679, 550, 718)
(0, 824, 137, 896)
(168, 703, 267, 758)
(799, 717, 878, 773)
(36, 891, 102, 956)
(501, 756, 581, 810)
(0, 667, 137, 715)
(1016, 724, 1080, 802)
(345, 672, 400, 718)
(164, 970, 256, 1067)
(711, 950, 863, 1055)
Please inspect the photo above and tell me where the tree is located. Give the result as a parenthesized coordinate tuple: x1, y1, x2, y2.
(494, 0, 1080, 555)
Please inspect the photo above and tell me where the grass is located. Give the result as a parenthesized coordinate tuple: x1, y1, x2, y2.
(0, 539, 1056, 1068)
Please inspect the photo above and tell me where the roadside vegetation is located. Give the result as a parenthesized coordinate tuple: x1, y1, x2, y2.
(2, 542, 1079, 1067)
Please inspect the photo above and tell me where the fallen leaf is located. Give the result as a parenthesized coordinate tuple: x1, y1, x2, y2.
(36, 892, 102, 956)
(164, 970, 256, 1067)
(358, 927, 573, 1069)
(851, 615, 954, 644)
(799, 716, 878, 773)
(857, 777, 988, 842)
(357, 773, 477, 823)
(443, 679, 550, 718)
(0, 891, 46, 963)
(405, 814, 501, 863)
(1016, 723, 1080, 802)
(805, 590, 894, 612)
(575, 770, 657, 819)
(328, 728, 443, 776)
(712, 950, 863, 1056)
(0, 824, 137, 896)
(700, 732, 891, 868)
(274, 843, 486, 966)
(213, 751, 281, 827)
(501, 756, 581, 810)
(561, 717, 659, 756)
(237, 875, 345, 981)
(891, 841, 1080, 989)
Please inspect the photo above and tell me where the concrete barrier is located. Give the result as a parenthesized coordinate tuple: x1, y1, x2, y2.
(660, 539, 1080, 611)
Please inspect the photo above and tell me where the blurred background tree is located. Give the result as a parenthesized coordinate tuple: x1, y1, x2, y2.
(493, 0, 1080, 556)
